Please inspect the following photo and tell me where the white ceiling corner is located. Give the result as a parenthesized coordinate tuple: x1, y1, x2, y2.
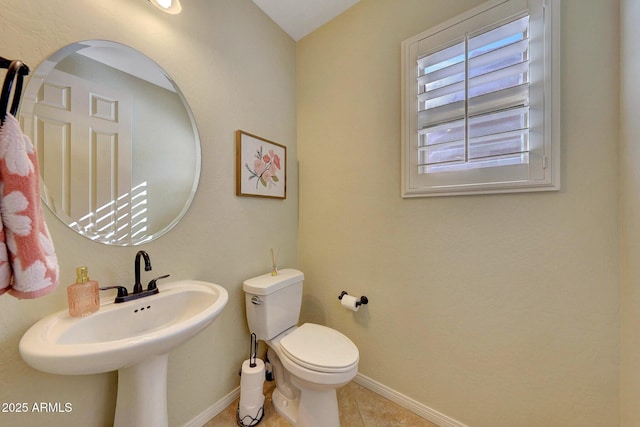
(252, 0, 360, 41)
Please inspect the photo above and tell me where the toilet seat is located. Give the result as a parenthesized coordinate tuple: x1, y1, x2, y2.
(279, 323, 359, 373)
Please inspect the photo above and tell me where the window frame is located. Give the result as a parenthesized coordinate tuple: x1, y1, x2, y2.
(401, 0, 560, 197)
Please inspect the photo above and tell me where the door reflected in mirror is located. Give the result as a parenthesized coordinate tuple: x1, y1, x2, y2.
(20, 40, 201, 246)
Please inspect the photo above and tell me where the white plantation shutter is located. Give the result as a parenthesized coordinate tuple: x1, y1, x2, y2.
(401, 0, 559, 197)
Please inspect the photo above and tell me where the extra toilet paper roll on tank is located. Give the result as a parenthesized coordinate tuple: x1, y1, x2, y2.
(340, 294, 360, 312)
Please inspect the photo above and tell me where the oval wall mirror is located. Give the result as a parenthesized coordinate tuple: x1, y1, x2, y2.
(20, 40, 201, 246)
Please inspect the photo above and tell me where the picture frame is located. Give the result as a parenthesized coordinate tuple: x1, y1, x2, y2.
(236, 130, 287, 199)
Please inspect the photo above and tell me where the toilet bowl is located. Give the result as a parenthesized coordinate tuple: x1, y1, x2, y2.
(243, 269, 359, 427)
(266, 324, 358, 426)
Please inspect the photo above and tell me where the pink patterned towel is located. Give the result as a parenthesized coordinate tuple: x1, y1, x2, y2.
(0, 114, 59, 299)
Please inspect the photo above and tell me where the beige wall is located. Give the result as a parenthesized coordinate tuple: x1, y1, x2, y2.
(0, 0, 630, 426)
(297, 1, 620, 426)
(620, 0, 640, 425)
(0, 0, 297, 426)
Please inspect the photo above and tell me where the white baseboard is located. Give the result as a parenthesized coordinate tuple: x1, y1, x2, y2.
(353, 373, 468, 427)
(183, 374, 467, 427)
(182, 386, 240, 427)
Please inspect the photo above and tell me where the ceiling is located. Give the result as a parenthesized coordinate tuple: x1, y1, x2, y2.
(252, 0, 360, 41)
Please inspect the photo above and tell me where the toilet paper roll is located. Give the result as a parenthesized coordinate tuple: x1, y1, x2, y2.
(239, 394, 265, 416)
(241, 359, 265, 389)
(239, 358, 265, 412)
(341, 294, 360, 312)
(238, 395, 265, 426)
(240, 385, 263, 400)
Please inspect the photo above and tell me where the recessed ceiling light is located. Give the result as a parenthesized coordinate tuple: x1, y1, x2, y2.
(148, 0, 182, 14)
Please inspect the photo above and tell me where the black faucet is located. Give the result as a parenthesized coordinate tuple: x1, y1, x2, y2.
(98, 251, 170, 303)
(133, 250, 152, 294)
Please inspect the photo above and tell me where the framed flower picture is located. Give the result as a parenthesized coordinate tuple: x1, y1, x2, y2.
(236, 130, 286, 199)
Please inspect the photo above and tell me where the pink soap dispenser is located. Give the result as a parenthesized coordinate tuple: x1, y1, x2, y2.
(67, 266, 100, 317)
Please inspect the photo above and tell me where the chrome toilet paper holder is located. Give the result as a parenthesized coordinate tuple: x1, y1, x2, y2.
(338, 291, 369, 307)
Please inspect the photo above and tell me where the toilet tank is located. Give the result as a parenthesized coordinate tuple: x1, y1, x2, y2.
(243, 269, 304, 340)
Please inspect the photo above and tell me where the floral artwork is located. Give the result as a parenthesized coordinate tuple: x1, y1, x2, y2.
(236, 131, 286, 199)
(245, 145, 281, 189)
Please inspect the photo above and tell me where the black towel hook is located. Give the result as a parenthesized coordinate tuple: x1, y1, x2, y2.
(1, 58, 30, 122)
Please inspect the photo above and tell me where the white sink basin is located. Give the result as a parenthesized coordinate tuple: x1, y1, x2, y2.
(20, 280, 228, 375)
(20, 279, 228, 427)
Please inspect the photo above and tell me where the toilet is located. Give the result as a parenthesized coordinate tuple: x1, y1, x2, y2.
(243, 269, 359, 427)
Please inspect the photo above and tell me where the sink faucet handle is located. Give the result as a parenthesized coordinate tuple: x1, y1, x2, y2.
(147, 274, 170, 291)
(99, 286, 129, 298)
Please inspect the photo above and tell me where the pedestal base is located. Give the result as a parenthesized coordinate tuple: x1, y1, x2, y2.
(114, 354, 169, 427)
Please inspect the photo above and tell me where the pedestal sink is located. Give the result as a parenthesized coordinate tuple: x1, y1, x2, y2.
(19, 280, 228, 427)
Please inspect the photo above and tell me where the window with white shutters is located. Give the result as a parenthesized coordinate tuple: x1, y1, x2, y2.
(401, 0, 560, 197)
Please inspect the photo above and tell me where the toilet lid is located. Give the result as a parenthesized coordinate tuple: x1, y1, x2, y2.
(280, 323, 359, 372)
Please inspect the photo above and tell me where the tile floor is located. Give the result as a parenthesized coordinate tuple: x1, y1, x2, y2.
(204, 380, 438, 427)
